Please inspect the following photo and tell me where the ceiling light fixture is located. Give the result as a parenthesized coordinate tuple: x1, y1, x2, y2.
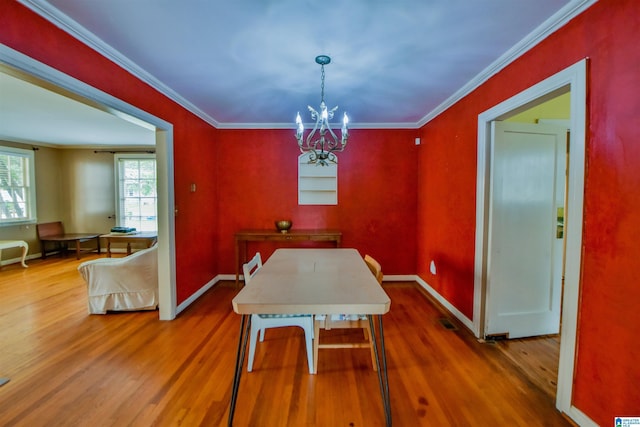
(296, 55, 348, 166)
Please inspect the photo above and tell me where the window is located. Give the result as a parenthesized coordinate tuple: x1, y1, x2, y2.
(115, 154, 157, 231)
(0, 146, 36, 225)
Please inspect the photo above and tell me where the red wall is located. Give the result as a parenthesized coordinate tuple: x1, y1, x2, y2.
(4, 0, 640, 423)
(0, 1, 220, 304)
(416, 0, 640, 423)
(215, 129, 418, 274)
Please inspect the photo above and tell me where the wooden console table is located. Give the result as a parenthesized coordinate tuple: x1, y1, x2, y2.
(234, 229, 341, 285)
(101, 232, 158, 257)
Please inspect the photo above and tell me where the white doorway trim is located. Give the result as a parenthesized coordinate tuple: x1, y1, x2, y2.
(474, 59, 590, 422)
(0, 43, 177, 320)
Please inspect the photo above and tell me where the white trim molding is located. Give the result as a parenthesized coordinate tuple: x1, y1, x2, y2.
(18, 0, 597, 130)
(416, 0, 597, 127)
(474, 59, 587, 420)
(415, 276, 475, 332)
(17, 0, 221, 129)
(0, 43, 178, 321)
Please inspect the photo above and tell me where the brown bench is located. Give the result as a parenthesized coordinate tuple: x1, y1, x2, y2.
(36, 222, 101, 260)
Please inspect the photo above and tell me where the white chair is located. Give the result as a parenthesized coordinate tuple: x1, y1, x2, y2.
(243, 252, 314, 374)
(77, 244, 158, 314)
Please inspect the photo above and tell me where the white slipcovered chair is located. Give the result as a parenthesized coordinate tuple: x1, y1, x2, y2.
(77, 244, 158, 314)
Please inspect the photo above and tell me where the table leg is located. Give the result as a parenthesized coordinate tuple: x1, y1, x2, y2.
(235, 238, 240, 287)
(107, 239, 112, 258)
(368, 315, 392, 426)
(228, 314, 251, 426)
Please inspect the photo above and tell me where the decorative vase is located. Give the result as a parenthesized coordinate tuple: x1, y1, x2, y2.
(275, 220, 292, 234)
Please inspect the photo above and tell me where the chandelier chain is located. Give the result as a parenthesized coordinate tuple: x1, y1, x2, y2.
(320, 64, 325, 104)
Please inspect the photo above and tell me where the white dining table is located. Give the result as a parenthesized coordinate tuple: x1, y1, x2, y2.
(228, 248, 392, 426)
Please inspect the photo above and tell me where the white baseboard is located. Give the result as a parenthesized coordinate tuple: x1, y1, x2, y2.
(566, 406, 597, 427)
(174, 273, 474, 333)
(414, 275, 475, 333)
(176, 276, 221, 315)
(174, 274, 417, 315)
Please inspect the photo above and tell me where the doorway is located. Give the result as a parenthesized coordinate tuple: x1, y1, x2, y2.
(485, 120, 567, 339)
(473, 59, 587, 419)
(0, 45, 177, 320)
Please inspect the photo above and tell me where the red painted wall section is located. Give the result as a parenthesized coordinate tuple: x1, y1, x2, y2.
(216, 128, 418, 275)
(0, 1, 220, 305)
(5, 0, 640, 423)
(416, 101, 478, 319)
(172, 116, 219, 303)
(566, 1, 640, 421)
(417, 0, 640, 423)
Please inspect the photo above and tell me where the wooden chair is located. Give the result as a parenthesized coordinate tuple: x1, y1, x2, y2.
(313, 254, 383, 373)
(243, 252, 315, 374)
(36, 221, 101, 260)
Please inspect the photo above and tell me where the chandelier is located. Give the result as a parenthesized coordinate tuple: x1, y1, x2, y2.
(295, 55, 348, 166)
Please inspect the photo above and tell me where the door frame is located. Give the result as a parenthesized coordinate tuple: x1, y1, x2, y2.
(474, 59, 587, 419)
(0, 44, 178, 320)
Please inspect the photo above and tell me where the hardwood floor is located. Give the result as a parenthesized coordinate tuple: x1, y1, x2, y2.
(0, 256, 574, 426)
(493, 335, 560, 399)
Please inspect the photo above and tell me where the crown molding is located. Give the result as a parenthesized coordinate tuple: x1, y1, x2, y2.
(215, 122, 419, 130)
(416, 0, 598, 127)
(18, 0, 221, 128)
(18, 0, 597, 130)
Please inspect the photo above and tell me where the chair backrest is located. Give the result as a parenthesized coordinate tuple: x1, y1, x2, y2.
(242, 252, 263, 285)
(364, 254, 383, 285)
(37, 221, 64, 239)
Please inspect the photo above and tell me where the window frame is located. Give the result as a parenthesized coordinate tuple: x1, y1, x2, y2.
(0, 145, 37, 226)
(114, 153, 158, 232)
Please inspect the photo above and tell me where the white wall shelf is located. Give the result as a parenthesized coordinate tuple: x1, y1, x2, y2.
(298, 153, 337, 205)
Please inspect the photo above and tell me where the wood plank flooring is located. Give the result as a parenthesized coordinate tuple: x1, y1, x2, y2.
(0, 256, 574, 426)
(493, 335, 560, 399)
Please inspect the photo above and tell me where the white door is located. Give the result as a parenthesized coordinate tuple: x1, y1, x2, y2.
(485, 121, 567, 338)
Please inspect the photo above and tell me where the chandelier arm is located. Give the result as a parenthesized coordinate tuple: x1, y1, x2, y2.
(323, 123, 341, 152)
(304, 110, 323, 146)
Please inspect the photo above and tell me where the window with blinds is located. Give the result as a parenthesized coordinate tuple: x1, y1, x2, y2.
(115, 154, 157, 231)
(0, 146, 36, 225)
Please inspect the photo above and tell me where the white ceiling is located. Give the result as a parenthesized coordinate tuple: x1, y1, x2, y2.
(2, 0, 583, 147)
(0, 71, 155, 147)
